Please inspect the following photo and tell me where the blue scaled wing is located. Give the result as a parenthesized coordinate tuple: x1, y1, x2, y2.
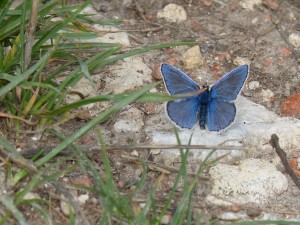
(161, 64, 199, 95)
(161, 64, 201, 129)
(206, 100, 236, 131)
(210, 65, 249, 101)
(166, 96, 200, 129)
(206, 65, 249, 131)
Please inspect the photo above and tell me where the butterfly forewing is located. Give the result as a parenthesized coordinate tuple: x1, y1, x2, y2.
(161, 64, 200, 95)
(210, 65, 249, 101)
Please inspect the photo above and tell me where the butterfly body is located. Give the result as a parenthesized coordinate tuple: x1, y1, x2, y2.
(198, 88, 210, 129)
(161, 64, 249, 131)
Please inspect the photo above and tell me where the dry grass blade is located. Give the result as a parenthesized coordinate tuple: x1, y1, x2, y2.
(20, 143, 248, 158)
(24, 0, 39, 69)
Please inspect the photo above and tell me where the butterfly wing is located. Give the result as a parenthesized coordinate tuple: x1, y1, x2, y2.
(161, 64, 201, 129)
(210, 65, 249, 101)
(161, 64, 200, 95)
(206, 65, 249, 131)
(166, 96, 200, 129)
(206, 100, 236, 131)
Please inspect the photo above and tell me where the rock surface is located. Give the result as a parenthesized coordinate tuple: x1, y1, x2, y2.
(114, 108, 144, 133)
(206, 159, 288, 205)
(103, 56, 152, 94)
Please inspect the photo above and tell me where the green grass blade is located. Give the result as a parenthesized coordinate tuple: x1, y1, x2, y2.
(170, 149, 217, 225)
(29, 202, 52, 224)
(0, 135, 37, 172)
(46, 91, 178, 117)
(60, 31, 98, 39)
(1, 196, 29, 225)
(0, 0, 14, 25)
(40, 42, 119, 52)
(20, 81, 60, 93)
(96, 130, 115, 192)
(32, 0, 93, 52)
(0, 51, 50, 97)
(0, 0, 58, 41)
(46, 46, 121, 111)
(90, 42, 198, 71)
(0, 73, 17, 82)
(13, 82, 160, 183)
(158, 130, 190, 221)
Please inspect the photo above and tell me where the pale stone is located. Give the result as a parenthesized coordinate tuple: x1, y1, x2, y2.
(248, 81, 259, 90)
(157, 4, 187, 23)
(77, 24, 131, 47)
(182, 46, 203, 69)
(288, 33, 300, 48)
(23, 192, 40, 200)
(207, 159, 288, 205)
(77, 194, 89, 205)
(260, 89, 274, 102)
(218, 212, 248, 221)
(114, 108, 144, 133)
(240, 0, 262, 10)
(233, 56, 251, 66)
(64, 77, 97, 110)
(145, 96, 300, 161)
(60, 195, 74, 216)
(104, 56, 152, 94)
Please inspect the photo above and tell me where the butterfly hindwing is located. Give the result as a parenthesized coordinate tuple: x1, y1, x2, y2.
(166, 96, 200, 129)
(206, 99, 236, 131)
(210, 65, 249, 101)
(161, 64, 200, 95)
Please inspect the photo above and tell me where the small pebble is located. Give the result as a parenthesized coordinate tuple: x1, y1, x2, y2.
(161, 214, 172, 224)
(240, 0, 262, 10)
(131, 150, 139, 157)
(248, 81, 260, 90)
(200, 44, 213, 53)
(233, 57, 251, 66)
(182, 45, 203, 69)
(77, 194, 89, 205)
(23, 192, 41, 200)
(246, 208, 262, 218)
(289, 33, 300, 48)
(157, 4, 187, 23)
(260, 89, 274, 102)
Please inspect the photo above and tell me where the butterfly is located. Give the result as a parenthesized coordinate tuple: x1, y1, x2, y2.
(161, 64, 249, 131)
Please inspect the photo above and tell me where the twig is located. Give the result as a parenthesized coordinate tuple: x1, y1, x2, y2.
(0, 147, 37, 172)
(133, 0, 146, 21)
(50, 181, 91, 225)
(0, 112, 39, 126)
(121, 154, 204, 177)
(269, 134, 300, 190)
(20, 143, 247, 158)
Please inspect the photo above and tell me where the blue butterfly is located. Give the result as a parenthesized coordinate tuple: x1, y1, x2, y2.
(161, 64, 249, 131)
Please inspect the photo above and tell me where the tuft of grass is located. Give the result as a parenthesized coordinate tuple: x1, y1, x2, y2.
(0, 0, 196, 132)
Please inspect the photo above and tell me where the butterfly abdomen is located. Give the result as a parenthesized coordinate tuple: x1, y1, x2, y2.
(198, 90, 210, 129)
